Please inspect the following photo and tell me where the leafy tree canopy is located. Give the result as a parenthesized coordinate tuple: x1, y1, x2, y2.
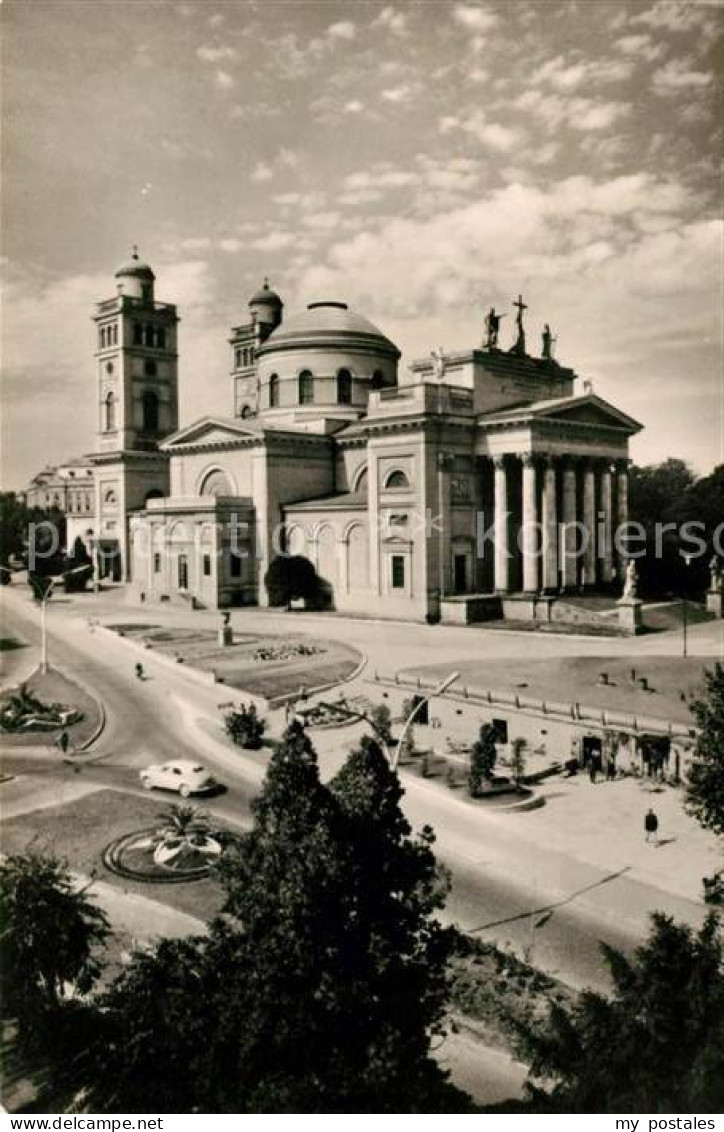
(686, 662, 724, 837)
(518, 912, 724, 1113)
(88, 722, 468, 1113)
(0, 850, 109, 1015)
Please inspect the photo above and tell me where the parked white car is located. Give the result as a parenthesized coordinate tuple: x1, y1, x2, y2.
(140, 760, 218, 797)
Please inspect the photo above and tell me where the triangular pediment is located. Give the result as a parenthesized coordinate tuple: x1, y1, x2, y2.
(161, 416, 262, 451)
(537, 395, 642, 432)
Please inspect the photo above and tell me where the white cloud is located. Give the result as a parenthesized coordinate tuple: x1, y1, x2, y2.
(196, 44, 237, 63)
(327, 20, 356, 41)
(516, 90, 631, 132)
(218, 238, 243, 253)
(302, 211, 342, 231)
(440, 110, 523, 152)
(180, 237, 212, 251)
(343, 99, 365, 113)
(615, 33, 665, 62)
(215, 69, 235, 90)
(251, 161, 274, 182)
(652, 57, 713, 93)
(632, 1, 718, 33)
(452, 4, 499, 33)
(381, 84, 416, 104)
(372, 6, 408, 35)
(532, 54, 635, 92)
(250, 231, 295, 252)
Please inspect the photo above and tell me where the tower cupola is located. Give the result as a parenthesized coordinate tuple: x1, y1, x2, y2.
(248, 278, 283, 330)
(115, 246, 156, 303)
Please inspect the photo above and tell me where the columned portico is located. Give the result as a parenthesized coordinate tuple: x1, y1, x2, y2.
(493, 455, 509, 593)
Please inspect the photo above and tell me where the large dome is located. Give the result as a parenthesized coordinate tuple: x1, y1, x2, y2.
(257, 301, 399, 358)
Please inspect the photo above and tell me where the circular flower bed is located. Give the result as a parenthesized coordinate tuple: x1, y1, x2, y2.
(103, 806, 239, 883)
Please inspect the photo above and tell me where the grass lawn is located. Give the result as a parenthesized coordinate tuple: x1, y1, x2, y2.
(401, 654, 708, 726)
(0, 666, 102, 749)
(1, 788, 225, 923)
(109, 623, 361, 702)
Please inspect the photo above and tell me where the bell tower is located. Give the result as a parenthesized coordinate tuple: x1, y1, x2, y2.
(93, 247, 179, 452)
(89, 249, 179, 580)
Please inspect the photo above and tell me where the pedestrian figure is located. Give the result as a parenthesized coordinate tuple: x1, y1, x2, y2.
(606, 754, 616, 781)
(645, 808, 659, 843)
(135, 662, 145, 681)
(588, 758, 597, 783)
(58, 730, 70, 755)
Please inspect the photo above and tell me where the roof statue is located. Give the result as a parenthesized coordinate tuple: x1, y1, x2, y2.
(509, 294, 527, 355)
(484, 307, 505, 349)
(622, 558, 638, 600)
(542, 323, 555, 360)
(430, 345, 447, 380)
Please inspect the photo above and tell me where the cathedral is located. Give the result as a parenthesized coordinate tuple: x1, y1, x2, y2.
(88, 251, 642, 623)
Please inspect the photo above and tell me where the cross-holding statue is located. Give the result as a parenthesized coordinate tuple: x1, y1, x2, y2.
(541, 323, 555, 360)
(510, 293, 527, 355)
(484, 307, 505, 349)
(430, 345, 447, 380)
(709, 555, 722, 592)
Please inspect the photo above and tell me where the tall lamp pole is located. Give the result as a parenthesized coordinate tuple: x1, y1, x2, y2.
(38, 578, 56, 674)
(682, 553, 692, 659)
(392, 670, 460, 770)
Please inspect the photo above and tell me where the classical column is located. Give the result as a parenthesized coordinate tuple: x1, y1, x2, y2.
(561, 459, 578, 590)
(616, 459, 630, 574)
(582, 460, 597, 589)
(521, 453, 539, 593)
(541, 455, 558, 593)
(493, 456, 509, 593)
(599, 462, 614, 584)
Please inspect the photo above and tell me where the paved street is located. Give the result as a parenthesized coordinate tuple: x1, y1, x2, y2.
(3, 584, 717, 994)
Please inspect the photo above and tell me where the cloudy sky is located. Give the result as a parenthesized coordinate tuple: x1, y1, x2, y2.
(2, 0, 721, 488)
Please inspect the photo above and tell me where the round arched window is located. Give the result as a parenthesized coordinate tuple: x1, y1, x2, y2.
(337, 369, 352, 404)
(269, 374, 280, 408)
(385, 470, 409, 489)
(298, 370, 314, 405)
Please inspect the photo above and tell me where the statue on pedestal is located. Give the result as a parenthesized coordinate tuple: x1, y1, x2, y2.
(542, 323, 554, 360)
(707, 555, 724, 618)
(622, 558, 638, 600)
(430, 346, 446, 380)
(509, 294, 527, 355)
(484, 307, 505, 349)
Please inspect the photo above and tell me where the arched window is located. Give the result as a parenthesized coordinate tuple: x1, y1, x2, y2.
(100, 327, 106, 349)
(269, 373, 280, 408)
(199, 469, 233, 497)
(298, 370, 314, 405)
(144, 325, 154, 347)
(370, 370, 385, 390)
(385, 469, 409, 490)
(142, 391, 159, 433)
(104, 392, 116, 432)
(337, 369, 352, 404)
(144, 360, 157, 377)
(354, 466, 369, 494)
(105, 362, 114, 375)
(156, 328, 166, 349)
(240, 404, 252, 419)
(235, 348, 242, 369)
(134, 323, 143, 346)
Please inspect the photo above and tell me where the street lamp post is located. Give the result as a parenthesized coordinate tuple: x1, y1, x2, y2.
(39, 578, 56, 674)
(391, 670, 460, 771)
(682, 553, 692, 659)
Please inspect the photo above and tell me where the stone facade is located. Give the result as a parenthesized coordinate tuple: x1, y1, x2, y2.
(70, 255, 643, 620)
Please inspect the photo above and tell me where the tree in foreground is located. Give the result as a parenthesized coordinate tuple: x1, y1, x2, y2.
(91, 721, 469, 1112)
(264, 554, 319, 609)
(517, 912, 724, 1112)
(0, 851, 109, 1018)
(468, 723, 497, 796)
